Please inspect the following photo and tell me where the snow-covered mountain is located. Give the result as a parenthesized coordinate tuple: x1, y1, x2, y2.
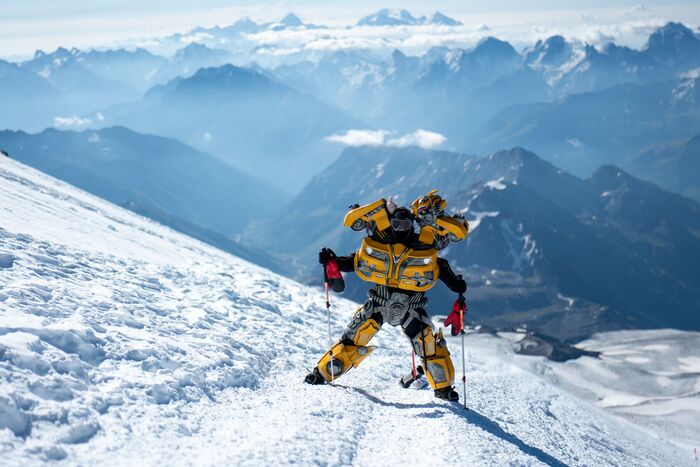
(74, 48, 167, 92)
(552, 43, 672, 97)
(470, 76, 700, 176)
(356, 9, 462, 27)
(243, 146, 700, 341)
(0, 127, 288, 236)
(0, 60, 60, 131)
(97, 64, 366, 191)
(150, 13, 316, 57)
(20, 48, 140, 126)
(644, 22, 700, 72)
(0, 145, 692, 466)
(145, 44, 234, 89)
(270, 38, 545, 135)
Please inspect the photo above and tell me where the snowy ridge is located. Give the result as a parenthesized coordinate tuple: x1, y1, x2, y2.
(0, 156, 691, 465)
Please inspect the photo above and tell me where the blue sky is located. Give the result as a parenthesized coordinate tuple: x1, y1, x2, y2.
(2, 1, 699, 58)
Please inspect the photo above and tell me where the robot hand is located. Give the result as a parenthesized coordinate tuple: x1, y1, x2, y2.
(319, 247, 337, 265)
(444, 298, 466, 336)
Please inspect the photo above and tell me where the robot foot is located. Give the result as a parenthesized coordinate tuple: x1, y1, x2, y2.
(434, 386, 459, 401)
(304, 368, 326, 385)
(399, 365, 424, 388)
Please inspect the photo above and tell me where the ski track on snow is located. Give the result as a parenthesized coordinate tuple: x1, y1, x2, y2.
(0, 156, 692, 465)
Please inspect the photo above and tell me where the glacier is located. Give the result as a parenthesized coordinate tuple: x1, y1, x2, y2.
(0, 156, 692, 465)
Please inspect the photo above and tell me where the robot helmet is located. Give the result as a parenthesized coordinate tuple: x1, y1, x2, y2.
(389, 207, 414, 242)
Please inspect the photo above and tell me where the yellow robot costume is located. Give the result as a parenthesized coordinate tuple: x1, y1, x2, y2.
(305, 192, 468, 401)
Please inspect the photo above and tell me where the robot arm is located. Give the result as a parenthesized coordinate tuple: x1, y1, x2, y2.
(343, 199, 391, 232)
(410, 190, 469, 250)
(336, 253, 356, 273)
(437, 257, 466, 293)
(319, 248, 355, 273)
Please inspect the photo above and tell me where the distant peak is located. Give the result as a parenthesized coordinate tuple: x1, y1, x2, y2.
(183, 42, 208, 50)
(357, 8, 421, 26)
(234, 17, 256, 26)
(391, 49, 407, 59)
(645, 21, 699, 52)
(543, 35, 566, 46)
(657, 21, 693, 36)
(428, 11, 462, 26)
(187, 63, 262, 83)
(53, 47, 72, 57)
(280, 13, 303, 26)
(492, 147, 542, 164)
(473, 37, 517, 56)
(173, 42, 210, 59)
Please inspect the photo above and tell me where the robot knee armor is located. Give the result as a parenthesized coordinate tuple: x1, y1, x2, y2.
(317, 318, 381, 382)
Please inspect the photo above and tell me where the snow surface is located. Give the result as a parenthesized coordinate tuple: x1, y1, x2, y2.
(0, 156, 693, 465)
(485, 177, 506, 190)
(509, 329, 700, 453)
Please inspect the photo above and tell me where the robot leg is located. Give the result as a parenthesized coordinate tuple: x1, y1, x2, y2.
(406, 313, 455, 391)
(315, 305, 382, 382)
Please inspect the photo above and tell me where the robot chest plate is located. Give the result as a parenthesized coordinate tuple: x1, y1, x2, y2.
(354, 237, 439, 292)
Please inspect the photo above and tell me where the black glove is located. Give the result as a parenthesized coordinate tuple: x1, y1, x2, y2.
(455, 278, 467, 294)
(319, 247, 337, 265)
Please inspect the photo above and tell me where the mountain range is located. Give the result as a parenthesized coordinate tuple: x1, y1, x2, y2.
(243, 145, 700, 341)
(95, 64, 366, 191)
(0, 127, 288, 239)
(467, 76, 700, 176)
(356, 9, 462, 27)
(0, 154, 688, 465)
(268, 22, 700, 179)
(623, 133, 700, 203)
(2, 20, 699, 190)
(1, 13, 699, 341)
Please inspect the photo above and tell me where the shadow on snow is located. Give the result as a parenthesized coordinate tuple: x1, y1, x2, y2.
(337, 384, 568, 467)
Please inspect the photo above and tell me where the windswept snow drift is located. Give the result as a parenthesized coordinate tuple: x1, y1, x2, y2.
(0, 156, 692, 465)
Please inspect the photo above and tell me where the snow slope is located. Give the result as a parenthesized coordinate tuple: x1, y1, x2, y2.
(504, 329, 700, 452)
(0, 156, 691, 465)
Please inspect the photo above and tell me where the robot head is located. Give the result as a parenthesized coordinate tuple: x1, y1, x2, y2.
(411, 189, 446, 226)
(390, 207, 414, 242)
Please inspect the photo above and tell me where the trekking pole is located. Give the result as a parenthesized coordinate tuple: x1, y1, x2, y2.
(419, 313, 429, 388)
(324, 278, 335, 383)
(458, 285, 467, 409)
(411, 350, 417, 381)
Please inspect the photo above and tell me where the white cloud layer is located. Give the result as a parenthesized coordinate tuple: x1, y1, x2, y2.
(325, 129, 389, 146)
(326, 129, 446, 149)
(242, 17, 674, 58)
(53, 115, 92, 128)
(2, 3, 700, 59)
(387, 129, 446, 148)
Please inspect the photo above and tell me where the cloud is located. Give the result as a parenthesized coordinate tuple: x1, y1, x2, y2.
(387, 129, 446, 148)
(326, 129, 446, 149)
(53, 115, 92, 128)
(325, 129, 389, 146)
(237, 13, 676, 59)
(180, 32, 214, 45)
